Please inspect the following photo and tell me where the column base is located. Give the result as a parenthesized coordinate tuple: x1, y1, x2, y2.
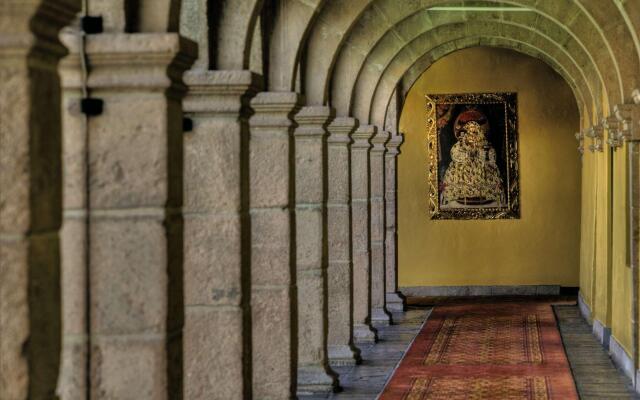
(328, 344, 362, 366)
(371, 307, 393, 326)
(296, 365, 339, 396)
(385, 292, 406, 312)
(353, 323, 377, 343)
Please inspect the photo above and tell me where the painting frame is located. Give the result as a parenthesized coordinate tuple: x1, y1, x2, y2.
(426, 92, 520, 220)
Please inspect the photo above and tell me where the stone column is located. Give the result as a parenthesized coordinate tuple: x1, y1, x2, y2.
(370, 130, 392, 326)
(84, 34, 195, 399)
(0, 1, 78, 399)
(182, 70, 261, 399)
(327, 118, 362, 365)
(351, 125, 378, 343)
(385, 133, 405, 312)
(57, 26, 88, 399)
(249, 92, 300, 399)
(294, 106, 339, 395)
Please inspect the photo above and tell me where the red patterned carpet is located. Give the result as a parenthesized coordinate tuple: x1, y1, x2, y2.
(380, 302, 578, 399)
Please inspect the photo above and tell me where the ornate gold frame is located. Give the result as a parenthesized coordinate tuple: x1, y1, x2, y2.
(426, 92, 520, 220)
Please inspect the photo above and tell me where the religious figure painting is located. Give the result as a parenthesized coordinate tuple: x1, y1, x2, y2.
(426, 92, 520, 219)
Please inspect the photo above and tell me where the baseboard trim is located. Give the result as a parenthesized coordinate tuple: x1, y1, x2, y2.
(399, 285, 560, 297)
(609, 335, 635, 381)
(593, 319, 612, 350)
(577, 291, 592, 324)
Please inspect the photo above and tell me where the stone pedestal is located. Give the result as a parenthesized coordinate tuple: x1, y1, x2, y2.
(294, 106, 340, 395)
(385, 133, 405, 312)
(83, 33, 195, 399)
(249, 92, 301, 399)
(0, 1, 78, 398)
(327, 117, 362, 366)
(182, 70, 261, 399)
(351, 125, 378, 343)
(370, 131, 392, 326)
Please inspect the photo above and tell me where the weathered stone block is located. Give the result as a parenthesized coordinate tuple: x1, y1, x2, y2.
(183, 212, 242, 306)
(251, 209, 291, 287)
(91, 336, 167, 400)
(352, 250, 371, 323)
(327, 205, 351, 261)
(327, 145, 351, 203)
(184, 307, 246, 400)
(88, 95, 170, 209)
(296, 208, 323, 269)
(370, 199, 385, 242)
(297, 271, 325, 361)
(90, 217, 167, 335)
(249, 133, 291, 208)
(0, 238, 29, 399)
(351, 202, 370, 251)
(61, 217, 87, 335)
(351, 152, 370, 199)
(370, 161, 385, 196)
(184, 117, 242, 212)
(252, 287, 292, 399)
(58, 336, 88, 399)
(327, 260, 351, 338)
(295, 139, 324, 204)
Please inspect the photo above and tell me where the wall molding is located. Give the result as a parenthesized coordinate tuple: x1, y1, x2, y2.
(593, 319, 612, 350)
(399, 285, 560, 297)
(609, 335, 635, 381)
(578, 291, 592, 324)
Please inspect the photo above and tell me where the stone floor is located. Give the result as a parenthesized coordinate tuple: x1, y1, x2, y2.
(554, 304, 640, 399)
(304, 302, 640, 399)
(301, 308, 430, 399)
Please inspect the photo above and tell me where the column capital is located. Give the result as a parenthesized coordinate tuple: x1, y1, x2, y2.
(586, 123, 604, 152)
(293, 106, 335, 138)
(183, 70, 263, 115)
(327, 117, 358, 145)
(371, 130, 390, 153)
(614, 103, 640, 141)
(604, 114, 623, 149)
(0, 0, 79, 62)
(76, 33, 197, 97)
(249, 91, 302, 130)
(385, 133, 404, 156)
(575, 131, 585, 155)
(352, 124, 376, 149)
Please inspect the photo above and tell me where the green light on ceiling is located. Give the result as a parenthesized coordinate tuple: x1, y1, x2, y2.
(428, 6, 532, 12)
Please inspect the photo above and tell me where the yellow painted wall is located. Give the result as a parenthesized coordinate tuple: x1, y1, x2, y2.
(611, 141, 632, 354)
(397, 47, 581, 287)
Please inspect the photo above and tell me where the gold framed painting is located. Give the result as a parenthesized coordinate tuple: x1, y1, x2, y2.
(426, 92, 520, 220)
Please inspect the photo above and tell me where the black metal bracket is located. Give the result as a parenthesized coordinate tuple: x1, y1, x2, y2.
(81, 98, 103, 116)
(183, 117, 194, 132)
(81, 16, 103, 34)
(79, 16, 104, 116)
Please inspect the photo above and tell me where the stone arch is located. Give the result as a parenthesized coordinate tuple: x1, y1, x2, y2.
(373, 37, 589, 128)
(303, 0, 371, 104)
(267, 0, 326, 91)
(617, 0, 640, 68)
(362, 25, 600, 129)
(214, 0, 263, 70)
(354, 19, 598, 124)
(322, 0, 632, 116)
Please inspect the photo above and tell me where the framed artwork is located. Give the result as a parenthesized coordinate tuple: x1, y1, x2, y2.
(426, 92, 519, 220)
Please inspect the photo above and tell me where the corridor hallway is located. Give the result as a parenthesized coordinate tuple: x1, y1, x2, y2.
(4, 1, 640, 399)
(323, 297, 638, 400)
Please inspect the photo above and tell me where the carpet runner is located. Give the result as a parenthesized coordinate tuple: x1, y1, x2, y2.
(379, 302, 578, 399)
